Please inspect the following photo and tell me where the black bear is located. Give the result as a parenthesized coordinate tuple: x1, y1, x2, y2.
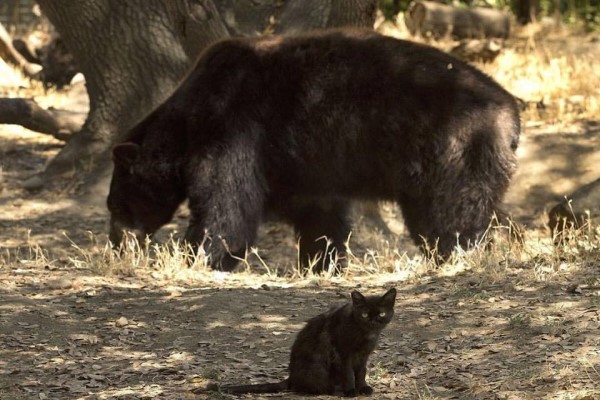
(107, 29, 520, 271)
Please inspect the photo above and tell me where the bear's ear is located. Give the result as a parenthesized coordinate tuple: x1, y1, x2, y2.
(112, 143, 140, 167)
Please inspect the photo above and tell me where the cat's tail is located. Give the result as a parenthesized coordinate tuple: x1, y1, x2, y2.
(201, 378, 289, 394)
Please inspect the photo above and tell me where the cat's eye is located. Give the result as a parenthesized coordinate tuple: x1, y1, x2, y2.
(361, 312, 369, 318)
(379, 312, 387, 317)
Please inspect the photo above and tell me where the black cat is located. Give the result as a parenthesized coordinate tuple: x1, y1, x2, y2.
(205, 288, 396, 397)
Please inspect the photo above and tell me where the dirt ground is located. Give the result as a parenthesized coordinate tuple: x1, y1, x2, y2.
(1, 49, 600, 400)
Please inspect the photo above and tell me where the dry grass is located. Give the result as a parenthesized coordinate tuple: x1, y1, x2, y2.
(1, 214, 591, 293)
(481, 41, 600, 125)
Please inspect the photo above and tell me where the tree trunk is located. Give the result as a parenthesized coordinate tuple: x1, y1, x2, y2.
(27, 0, 228, 191)
(276, 0, 376, 34)
(27, 0, 376, 195)
(212, 0, 281, 36)
(405, 0, 510, 39)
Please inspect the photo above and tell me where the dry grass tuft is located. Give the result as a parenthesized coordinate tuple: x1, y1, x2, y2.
(3, 214, 586, 291)
(481, 41, 600, 124)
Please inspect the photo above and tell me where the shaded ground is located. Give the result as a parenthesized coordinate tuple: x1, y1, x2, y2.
(0, 259, 598, 400)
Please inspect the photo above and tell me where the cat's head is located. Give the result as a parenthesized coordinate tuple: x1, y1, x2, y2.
(351, 288, 396, 331)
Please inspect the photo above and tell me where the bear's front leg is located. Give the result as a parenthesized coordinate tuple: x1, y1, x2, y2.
(184, 216, 252, 271)
(185, 143, 266, 271)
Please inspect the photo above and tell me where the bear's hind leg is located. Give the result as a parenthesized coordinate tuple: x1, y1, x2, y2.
(281, 198, 351, 273)
(398, 192, 492, 261)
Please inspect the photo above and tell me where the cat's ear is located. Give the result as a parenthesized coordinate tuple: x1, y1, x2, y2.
(351, 290, 366, 305)
(380, 288, 397, 308)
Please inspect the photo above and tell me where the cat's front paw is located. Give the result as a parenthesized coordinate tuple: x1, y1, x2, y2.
(358, 385, 374, 395)
(343, 388, 358, 397)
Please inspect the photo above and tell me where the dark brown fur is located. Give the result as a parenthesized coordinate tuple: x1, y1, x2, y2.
(107, 29, 520, 271)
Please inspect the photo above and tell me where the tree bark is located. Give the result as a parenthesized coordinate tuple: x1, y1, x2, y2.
(28, 0, 226, 191)
(212, 0, 281, 36)
(405, 0, 510, 39)
(28, 0, 376, 195)
(0, 98, 84, 140)
(276, 0, 376, 34)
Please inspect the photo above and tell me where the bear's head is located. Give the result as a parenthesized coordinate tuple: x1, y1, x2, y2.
(107, 143, 185, 247)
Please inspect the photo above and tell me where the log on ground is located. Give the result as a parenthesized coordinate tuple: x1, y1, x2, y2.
(405, 1, 510, 39)
(0, 98, 86, 140)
